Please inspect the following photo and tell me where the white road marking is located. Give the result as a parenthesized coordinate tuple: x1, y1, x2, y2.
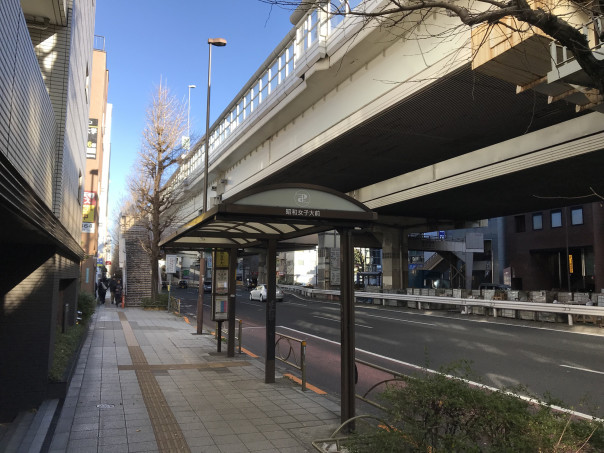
(278, 326, 602, 422)
(560, 365, 604, 375)
(359, 312, 436, 326)
(312, 315, 373, 329)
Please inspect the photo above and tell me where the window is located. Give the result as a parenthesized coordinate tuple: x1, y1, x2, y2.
(532, 213, 543, 230)
(551, 210, 562, 228)
(514, 215, 526, 233)
(571, 207, 583, 225)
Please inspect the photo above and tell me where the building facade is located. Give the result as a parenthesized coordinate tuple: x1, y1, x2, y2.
(0, 0, 95, 421)
(505, 202, 604, 292)
(80, 37, 111, 294)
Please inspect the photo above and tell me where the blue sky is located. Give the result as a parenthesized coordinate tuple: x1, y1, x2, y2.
(94, 1, 295, 225)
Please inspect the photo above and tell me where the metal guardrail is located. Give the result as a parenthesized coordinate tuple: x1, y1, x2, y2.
(281, 285, 604, 325)
(217, 319, 243, 354)
(276, 332, 307, 391)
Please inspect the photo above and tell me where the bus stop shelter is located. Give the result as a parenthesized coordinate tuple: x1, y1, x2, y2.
(159, 184, 377, 424)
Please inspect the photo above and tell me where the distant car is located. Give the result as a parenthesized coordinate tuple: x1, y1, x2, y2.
(178, 280, 188, 289)
(203, 280, 212, 293)
(249, 284, 284, 302)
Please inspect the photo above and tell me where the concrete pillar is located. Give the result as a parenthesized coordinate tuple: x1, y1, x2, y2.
(465, 251, 474, 290)
(380, 227, 403, 291)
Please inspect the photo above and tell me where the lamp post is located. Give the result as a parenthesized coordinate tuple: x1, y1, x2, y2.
(187, 84, 196, 150)
(203, 37, 227, 214)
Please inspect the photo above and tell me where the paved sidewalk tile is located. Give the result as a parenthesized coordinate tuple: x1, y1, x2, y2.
(49, 304, 340, 452)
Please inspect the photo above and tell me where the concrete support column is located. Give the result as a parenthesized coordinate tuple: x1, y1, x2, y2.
(465, 252, 474, 290)
(381, 226, 403, 291)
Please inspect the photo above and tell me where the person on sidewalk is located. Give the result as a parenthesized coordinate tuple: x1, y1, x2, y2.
(98, 276, 108, 304)
(114, 279, 123, 307)
(109, 276, 118, 304)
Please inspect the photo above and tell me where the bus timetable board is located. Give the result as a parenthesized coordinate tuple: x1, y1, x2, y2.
(212, 250, 230, 321)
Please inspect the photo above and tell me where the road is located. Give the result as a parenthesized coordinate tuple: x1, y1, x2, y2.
(169, 286, 604, 417)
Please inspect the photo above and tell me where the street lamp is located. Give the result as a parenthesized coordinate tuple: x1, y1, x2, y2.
(187, 84, 196, 150)
(203, 37, 227, 213)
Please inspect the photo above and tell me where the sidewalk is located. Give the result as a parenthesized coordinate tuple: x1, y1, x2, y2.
(47, 303, 341, 452)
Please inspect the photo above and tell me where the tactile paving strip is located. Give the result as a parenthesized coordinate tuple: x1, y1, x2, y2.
(118, 312, 191, 452)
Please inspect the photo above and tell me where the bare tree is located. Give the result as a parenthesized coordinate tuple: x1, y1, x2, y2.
(129, 82, 187, 301)
(262, 0, 604, 94)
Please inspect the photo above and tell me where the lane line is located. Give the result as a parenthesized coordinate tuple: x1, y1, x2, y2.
(359, 312, 436, 326)
(560, 364, 604, 375)
(355, 305, 604, 337)
(313, 315, 373, 329)
(277, 326, 602, 422)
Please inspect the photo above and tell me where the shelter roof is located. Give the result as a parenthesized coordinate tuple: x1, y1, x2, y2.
(159, 184, 377, 251)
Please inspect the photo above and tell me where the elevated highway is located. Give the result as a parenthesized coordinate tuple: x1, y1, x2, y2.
(172, 1, 603, 229)
(166, 0, 604, 293)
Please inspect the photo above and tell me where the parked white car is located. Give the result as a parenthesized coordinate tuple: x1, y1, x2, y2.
(249, 284, 284, 302)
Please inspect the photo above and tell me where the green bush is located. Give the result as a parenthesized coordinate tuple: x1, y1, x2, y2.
(78, 291, 96, 323)
(141, 293, 169, 309)
(347, 361, 604, 452)
(49, 324, 86, 382)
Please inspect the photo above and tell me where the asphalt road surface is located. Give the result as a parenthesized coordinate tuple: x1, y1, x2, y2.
(168, 286, 604, 417)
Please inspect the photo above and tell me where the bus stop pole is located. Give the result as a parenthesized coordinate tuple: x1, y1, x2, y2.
(339, 228, 356, 430)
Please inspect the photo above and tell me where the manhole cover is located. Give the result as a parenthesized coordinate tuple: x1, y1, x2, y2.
(96, 404, 115, 409)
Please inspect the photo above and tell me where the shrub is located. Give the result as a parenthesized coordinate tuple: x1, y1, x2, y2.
(141, 293, 169, 309)
(78, 291, 96, 323)
(347, 361, 604, 452)
(49, 324, 86, 382)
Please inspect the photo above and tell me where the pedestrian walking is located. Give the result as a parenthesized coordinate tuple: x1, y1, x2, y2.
(114, 279, 123, 307)
(98, 276, 108, 304)
(109, 276, 118, 304)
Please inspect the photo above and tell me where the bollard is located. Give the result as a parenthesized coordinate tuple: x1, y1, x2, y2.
(568, 314, 574, 326)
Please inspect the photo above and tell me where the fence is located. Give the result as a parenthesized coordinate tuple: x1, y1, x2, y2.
(276, 333, 307, 391)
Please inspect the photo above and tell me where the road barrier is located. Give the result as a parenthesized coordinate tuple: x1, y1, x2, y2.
(281, 285, 604, 327)
(276, 333, 307, 391)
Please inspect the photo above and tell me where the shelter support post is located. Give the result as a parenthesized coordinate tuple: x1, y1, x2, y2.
(227, 247, 237, 357)
(197, 254, 206, 335)
(265, 239, 277, 383)
(339, 228, 355, 430)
